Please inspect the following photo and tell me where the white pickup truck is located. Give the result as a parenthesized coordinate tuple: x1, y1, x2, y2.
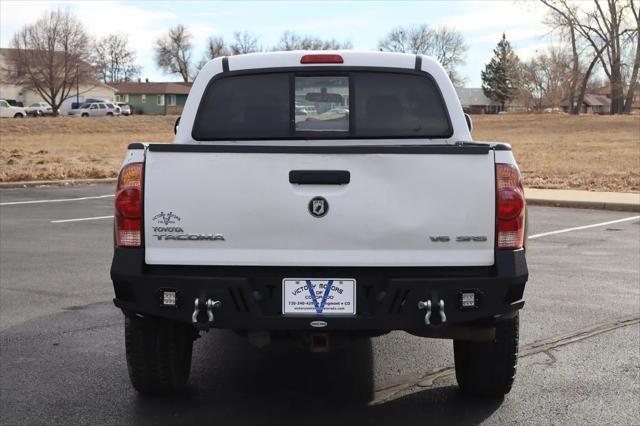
(111, 51, 528, 397)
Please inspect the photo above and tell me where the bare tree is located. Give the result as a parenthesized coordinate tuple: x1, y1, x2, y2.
(94, 34, 140, 83)
(7, 9, 93, 115)
(542, 5, 583, 113)
(587, 0, 636, 113)
(540, 0, 639, 114)
(378, 24, 468, 86)
(154, 25, 193, 82)
(541, 0, 610, 114)
(275, 31, 352, 50)
(521, 57, 547, 110)
(230, 31, 260, 55)
(521, 47, 573, 109)
(378, 24, 432, 54)
(429, 26, 468, 85)
(206, 36, 229, 59)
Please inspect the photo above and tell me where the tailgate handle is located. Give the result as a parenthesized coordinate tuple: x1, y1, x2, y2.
(289, 170, 350, 185)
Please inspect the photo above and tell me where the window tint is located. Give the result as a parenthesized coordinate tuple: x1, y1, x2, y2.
(193, 71, 451, 140)
(98, 104, 106, 109)
(193, 74, 289, 140)
(353, 73, 451, 138)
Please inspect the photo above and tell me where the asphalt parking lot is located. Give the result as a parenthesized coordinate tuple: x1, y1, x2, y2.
(1, 184, 638, 426)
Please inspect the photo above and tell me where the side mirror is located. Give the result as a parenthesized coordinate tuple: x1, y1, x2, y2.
(464, 113, 473, 133)
(174, 116, 181, 135)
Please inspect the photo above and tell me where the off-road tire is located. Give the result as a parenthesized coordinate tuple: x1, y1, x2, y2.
(13, 113, 23, 118)
(124, 315, 195, 395)
(453, 313, 519, 397)
(81, 113, 89, 117)
(106, 112, 114, 116)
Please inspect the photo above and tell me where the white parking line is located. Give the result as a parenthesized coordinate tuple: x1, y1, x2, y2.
(47, 214, 640, 236)
(529, 215, 640, 239)
(0, 194, 114, 206)
(50, 215, 114, 224)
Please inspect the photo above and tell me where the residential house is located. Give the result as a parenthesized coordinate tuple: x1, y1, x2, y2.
(593, 83, 640, 113)
(112, 81, 191, 115)
(455, 88, 503, 114)
(0, 48, 116, 114)
(560, 93, 611, 114)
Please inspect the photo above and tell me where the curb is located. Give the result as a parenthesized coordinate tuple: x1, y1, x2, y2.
(526, 198, 639, 213)
(1, 179, 638, 213)
(0, 178, 116, 189)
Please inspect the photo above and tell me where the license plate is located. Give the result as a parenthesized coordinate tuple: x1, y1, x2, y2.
(282, 279, 356, 315)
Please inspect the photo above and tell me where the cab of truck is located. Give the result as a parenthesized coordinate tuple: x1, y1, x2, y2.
(111, 51, 528, 397)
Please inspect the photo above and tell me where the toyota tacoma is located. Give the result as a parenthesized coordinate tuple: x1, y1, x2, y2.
(111, 51, 528, 397)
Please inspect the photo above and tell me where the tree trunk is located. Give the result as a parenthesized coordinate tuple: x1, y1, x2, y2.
(623, 18, 640, 113)
(610, 61, 625, 114)
(575, 52, 603, 116)
(606, 0, 624, 114)
(569, 25, 580, 115)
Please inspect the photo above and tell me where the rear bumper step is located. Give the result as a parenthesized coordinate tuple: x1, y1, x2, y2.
(111, 249, 527, 332)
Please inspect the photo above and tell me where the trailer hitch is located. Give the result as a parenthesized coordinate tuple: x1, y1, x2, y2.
(192, 298, 222, 331)
(418, 299, 447, 327)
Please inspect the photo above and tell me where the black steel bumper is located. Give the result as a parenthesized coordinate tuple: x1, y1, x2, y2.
(111, 249, 528, 332)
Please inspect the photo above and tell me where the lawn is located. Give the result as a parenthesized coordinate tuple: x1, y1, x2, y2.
(472, 114, 639, 192)
(0, 114, 638, 192)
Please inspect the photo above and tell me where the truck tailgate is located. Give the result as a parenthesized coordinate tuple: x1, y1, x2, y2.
(143, 147, 495, 267)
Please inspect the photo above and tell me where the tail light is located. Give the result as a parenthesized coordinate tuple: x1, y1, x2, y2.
(115, 163, 143, 247)
(300, 54, 343, 64)
(496, 163, 525, 250)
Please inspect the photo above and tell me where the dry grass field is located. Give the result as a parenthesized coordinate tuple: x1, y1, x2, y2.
(472, 114, 639, 192)
(0, 116, 175, 182)
(0, 114, 638, 192)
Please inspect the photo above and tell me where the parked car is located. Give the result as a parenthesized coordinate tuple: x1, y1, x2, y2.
(328, 106, 349, 114)
(111, 51, 528, 397)
(105, 102, 121, 116)
(0, 99, 26, 118)
(69, 102, 119, 117)
(26, 102, 53, 117)
(117, 103, 131, 116)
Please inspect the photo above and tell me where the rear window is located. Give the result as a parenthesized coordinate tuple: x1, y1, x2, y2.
(194, 74, 290, 139)
(354, 73, 451, 138)
(192, 71, 451, 140)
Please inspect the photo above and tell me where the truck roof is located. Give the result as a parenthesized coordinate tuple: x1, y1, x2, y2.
(215, 50, 441, 72)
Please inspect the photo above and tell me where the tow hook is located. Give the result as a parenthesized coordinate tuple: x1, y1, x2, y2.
(418, 299, 447, 326)
(192, 298, 222, 331)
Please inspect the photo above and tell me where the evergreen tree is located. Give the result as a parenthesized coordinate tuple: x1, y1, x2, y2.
(481, 33, 520, 111)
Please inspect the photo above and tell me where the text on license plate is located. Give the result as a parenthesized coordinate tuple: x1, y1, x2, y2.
(282, 279, 356, 315)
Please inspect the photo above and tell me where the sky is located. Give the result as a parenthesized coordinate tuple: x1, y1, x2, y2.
(0, 0, 554, 87)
